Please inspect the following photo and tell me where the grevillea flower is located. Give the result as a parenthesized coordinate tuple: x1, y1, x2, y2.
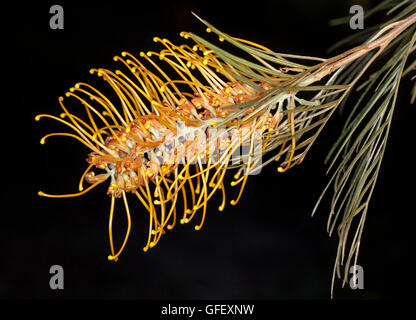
(37, 13, 409, 267)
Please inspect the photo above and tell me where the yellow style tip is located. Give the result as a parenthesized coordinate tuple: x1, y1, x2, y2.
(108, 255, 118, 261)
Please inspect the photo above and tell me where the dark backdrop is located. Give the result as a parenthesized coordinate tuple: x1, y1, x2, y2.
(1, 0, 414, 299)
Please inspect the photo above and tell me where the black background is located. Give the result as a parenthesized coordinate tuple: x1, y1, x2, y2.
(1, 0, 414, 300)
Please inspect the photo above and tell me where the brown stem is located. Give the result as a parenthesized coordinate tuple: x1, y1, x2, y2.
(314, 12, 416, 81)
